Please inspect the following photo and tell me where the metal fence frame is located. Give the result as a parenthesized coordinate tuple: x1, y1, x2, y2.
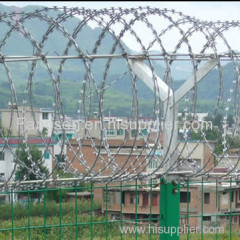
(0, 178, 240, 240)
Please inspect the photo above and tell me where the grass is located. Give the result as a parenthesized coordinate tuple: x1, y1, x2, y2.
(0, 199, 239, 239)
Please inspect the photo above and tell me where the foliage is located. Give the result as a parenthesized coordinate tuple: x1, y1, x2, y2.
(190, 128, 223, 155)
(189, 128, 220, 141)
(46, 168, 91, 202)
(190, 127, 240, 156)
(0, 122, 13, 137)
(0, 206, 239, 240)
(14, 144, 49, 181)
(227, 136, 240, 148)
(0, 197, 105, 240)
(0, 187, 239, 239)
(0, 5, 237, 119)
(204, 113, 234, 129)
(189, 113, 238, 155)
(0, 198, 101, 221)
(14, 144, 49, 200)
(0, 127, 12, 137)
(41, 127, 48, 137)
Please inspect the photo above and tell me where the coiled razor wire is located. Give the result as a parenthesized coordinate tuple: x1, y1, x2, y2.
(0, 6, 239, 190)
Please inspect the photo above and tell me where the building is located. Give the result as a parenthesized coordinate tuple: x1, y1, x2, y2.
(101, 183, 217, 228)
(0, 137, 56, 183)
(0, 106, 74, 167)
(178, 140, 216, 175)
(0, 137, 56, 203)
(1, 106, 54, 137)
(65, 134, 216, 201)
(66, 139, 150, 178)
(101, 181, 240, 230)
(75, 116, 159, 141)
(218, 184, 240, 228)
(178, 113, 209, 122)
(215, 146, 240, 172)
(66, 138, 160, 200)
(102, 185, 160, 222)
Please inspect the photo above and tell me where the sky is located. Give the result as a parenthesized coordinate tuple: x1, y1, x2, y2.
(0, 1, 239, 52)
(1, 1, 240, 21)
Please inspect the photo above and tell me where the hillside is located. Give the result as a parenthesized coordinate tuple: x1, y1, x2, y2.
(0, 4, 237, 117)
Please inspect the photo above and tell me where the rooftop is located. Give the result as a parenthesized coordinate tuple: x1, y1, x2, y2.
(69, 139, 152, 147)
(0, 137, 56, 146)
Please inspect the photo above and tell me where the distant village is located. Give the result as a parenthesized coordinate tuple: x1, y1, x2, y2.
(0, 104, 240, 230)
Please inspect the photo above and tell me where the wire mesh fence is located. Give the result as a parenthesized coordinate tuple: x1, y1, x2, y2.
(0, 6, 240, 187)
(0, 5, 239, 240)
(0, 178, 240, 240)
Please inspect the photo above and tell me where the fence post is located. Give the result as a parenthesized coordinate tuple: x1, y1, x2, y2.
(160, 178, 180, 240)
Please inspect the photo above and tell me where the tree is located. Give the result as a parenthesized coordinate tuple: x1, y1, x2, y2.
(46, 167, 74, 202)
(14, 144, 49, 181)
(41, 127, 48, 137)
(14, 144, 49, 201)
(189, 128, 219, 141)
(47, 167, 90, 203)
(227, 114, 234, 127)
(213, 113, 222, 128)
(204, 113, 234, 128)
(204, 113, 222, 128)
(0, 122, 12, 137)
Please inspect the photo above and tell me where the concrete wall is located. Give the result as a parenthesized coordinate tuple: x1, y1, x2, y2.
(178, 141, 215, 173)
(1, 107, 53, 137)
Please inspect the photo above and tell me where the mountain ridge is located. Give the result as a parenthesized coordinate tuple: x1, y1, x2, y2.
(0, 4, 236, 117)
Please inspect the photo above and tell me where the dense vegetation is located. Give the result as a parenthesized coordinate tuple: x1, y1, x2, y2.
(0, 199, 239, 240)
(14, 144, 49, 182)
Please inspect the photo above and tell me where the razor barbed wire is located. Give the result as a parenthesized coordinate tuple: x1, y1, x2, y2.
(0, 6, 239, 190)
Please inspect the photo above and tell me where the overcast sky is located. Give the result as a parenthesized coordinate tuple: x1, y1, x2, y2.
(2, 1, 240, 21)
(0, 1, 239, 52)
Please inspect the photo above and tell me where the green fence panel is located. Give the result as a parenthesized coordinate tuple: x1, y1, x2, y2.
(0, 179, 240, 240)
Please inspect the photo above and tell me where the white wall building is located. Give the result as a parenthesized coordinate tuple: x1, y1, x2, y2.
(0, 137, 56, 183)
(1, 106, 54, 137)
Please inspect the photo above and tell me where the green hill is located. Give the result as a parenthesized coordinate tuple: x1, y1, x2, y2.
(0, 4, 237, 117)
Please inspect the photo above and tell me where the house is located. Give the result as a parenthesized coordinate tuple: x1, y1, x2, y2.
(178, 140, 216, 175)
(101, 183, 218, 229)
(101, 180, 240, 230)
(217, 183, 240, 228)
(1, 106, 54, 137)
(66, 138, 150, 177)
(66, 138, 160, 200)
(65, 136, 216, 201)
(0, 106, 76, 168)
(75, 116, 159, 141)
(0, 137, 56, 202)
(214, 146, 240, 172)
(102, 185, 160, 222)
